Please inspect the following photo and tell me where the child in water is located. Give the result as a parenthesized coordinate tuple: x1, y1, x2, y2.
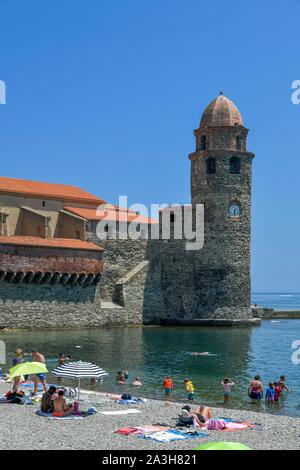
(265, 383, 275, 405)
(221, 378, 235, 405)
(273, 382, 282, 402)
(116, 371, 125, 384)
(163, 376, 173, 397)
(184, 378, 195, 401)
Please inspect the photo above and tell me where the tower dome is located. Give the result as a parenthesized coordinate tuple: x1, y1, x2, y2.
(200, 93, 243, 128)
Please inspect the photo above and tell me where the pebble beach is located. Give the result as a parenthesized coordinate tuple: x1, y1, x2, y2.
(0, 382, 299, 450)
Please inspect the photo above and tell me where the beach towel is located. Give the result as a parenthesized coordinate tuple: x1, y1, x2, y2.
(100, 409, 142, 416)
(139, 430, 208, 443)
(222, 422, 255, 432)
(115, 427, 142, 435)
(35, 410, 88, 420)
(116, 398, 145, 405)
(115, 425, 170, 435)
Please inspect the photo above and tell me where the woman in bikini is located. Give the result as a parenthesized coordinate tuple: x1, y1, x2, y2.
(249, 375, 263, 401)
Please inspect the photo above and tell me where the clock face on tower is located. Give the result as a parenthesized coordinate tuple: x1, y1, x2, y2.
(229, 203, 241, 217)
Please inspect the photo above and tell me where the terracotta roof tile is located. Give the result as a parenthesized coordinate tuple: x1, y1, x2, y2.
(0, 236, 103, 251)
(0, 176, 105, 205)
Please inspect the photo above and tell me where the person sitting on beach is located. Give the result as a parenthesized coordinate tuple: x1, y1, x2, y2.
(278, 375, 289, 393)
(265, 383, 275, 405)
(184, 378, 195, 401)
(116, 371, 125, 384)
(41, 386, 57, 413)
(248, 375, 263, 401)
(53, 390, 74, 417)
(132, 376, 142, 386)
(31, 350, 47, 396)
(163, 376, 173, 397)
(221, 378, 235, 405)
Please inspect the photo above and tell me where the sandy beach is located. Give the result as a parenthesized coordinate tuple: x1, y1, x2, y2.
(0, 382, 299, 450)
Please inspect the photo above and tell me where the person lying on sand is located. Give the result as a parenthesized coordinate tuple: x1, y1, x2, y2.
(187, 405, 212, 427)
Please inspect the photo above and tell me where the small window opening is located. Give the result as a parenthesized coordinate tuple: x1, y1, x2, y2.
(206, 158, 216, 175)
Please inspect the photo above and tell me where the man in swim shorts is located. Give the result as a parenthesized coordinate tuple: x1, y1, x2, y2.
(32, 350, 47, 395)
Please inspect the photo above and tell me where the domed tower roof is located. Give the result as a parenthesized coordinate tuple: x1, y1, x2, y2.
(200, 93, 243, 128)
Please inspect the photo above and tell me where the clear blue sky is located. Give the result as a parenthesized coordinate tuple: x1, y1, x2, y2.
(0, 0, 300, 292)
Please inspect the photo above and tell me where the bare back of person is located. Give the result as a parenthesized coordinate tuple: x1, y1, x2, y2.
(53, 396, 73, 416)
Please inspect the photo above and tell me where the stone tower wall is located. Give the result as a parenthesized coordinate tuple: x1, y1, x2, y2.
(190, 126, 254, 319)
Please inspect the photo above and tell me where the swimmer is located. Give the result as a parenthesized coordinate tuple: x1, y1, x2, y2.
(132, 376, 142, 386)
(191, 352, 210, 356)
(116, 371, 125, 384)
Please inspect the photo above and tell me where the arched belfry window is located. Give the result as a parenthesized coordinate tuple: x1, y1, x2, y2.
(236, 136, 242, 150)
(229, 156, 240, 174)
(200, 135, 207, 150)
(206, 157, 216, 175)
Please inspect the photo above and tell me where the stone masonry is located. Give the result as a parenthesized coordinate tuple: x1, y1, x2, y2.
(0, 93, 259, 329)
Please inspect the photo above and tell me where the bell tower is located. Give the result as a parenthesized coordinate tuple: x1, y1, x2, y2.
(189, 93, 255, 319)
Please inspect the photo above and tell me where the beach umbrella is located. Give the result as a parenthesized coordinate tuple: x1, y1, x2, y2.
(194, 441, 252, 451)
(51, 361, 108, 409)
(10, 361, 48, 379)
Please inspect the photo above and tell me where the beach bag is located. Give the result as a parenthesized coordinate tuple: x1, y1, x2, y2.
(61, 387, 78, 398)
(177, 409, 194, 427)
(121, 393, 132, 401)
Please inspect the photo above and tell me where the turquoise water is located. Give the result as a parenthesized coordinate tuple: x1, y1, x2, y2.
(252, 292, 300, 311)
(1, 318, 300, 417)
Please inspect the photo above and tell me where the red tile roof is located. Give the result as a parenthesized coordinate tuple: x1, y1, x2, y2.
(0, 236, 103, 251)
(63, 205, 158, 225)
(0, 176, 105, 205)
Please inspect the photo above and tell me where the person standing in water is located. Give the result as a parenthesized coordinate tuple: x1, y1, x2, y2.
(57, 353, 70, 384)
(221, 378, 235, 405)
(184, 378, 195, 401)
(248, 375, 263, 401)
(278, 375, 289, 393)
(163, 376, 173, 398)
(265, 383, 275, 405)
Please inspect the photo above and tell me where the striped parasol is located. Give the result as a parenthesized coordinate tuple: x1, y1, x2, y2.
(51, 361, 108, 410)
(51, 361, 108, 379)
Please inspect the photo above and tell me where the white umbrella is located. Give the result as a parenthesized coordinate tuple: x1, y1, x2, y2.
(51, 361, 108, 410)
